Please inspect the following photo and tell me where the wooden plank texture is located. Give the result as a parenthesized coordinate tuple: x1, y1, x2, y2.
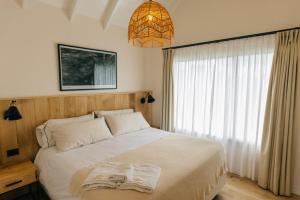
(217, 175, 300, 200)
(0, 161, 37, 194)
(0, 91, 152, 166)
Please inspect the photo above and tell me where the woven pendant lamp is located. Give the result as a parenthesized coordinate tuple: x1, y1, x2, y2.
(128, 0, 174, 48)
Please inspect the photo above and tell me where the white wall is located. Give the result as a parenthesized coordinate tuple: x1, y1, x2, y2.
(173, 0, 300, 46)
(144, 49, 163, 126)
(144, 0, 300, 195)
(0, 1, 145, 98)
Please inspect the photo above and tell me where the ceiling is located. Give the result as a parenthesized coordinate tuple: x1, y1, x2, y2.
(22, 0, 181, 29)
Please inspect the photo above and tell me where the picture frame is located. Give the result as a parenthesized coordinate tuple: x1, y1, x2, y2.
(58, 44, 117, 91)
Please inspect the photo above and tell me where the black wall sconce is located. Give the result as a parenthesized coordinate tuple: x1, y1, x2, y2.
(4, 100, 22, 121)
(141, 93, 155, 104)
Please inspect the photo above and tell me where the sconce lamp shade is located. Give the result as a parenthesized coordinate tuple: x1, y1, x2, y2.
(4, 101, 22, 121)
(141, 97, 146, 104)
(140, 93, 155, 104)
(147, 94, 155, 103)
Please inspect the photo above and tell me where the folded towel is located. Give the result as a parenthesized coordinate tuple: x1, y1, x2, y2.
(119, 164, 161, 193)
(82, 162, 133, 190)
(82, 162, 161, 193)
(82, 181, 117, 190)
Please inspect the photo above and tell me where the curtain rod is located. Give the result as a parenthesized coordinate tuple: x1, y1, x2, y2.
(162, 27, 300, 50)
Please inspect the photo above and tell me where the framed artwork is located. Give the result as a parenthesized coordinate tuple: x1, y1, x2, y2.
(58, 44, 117, 91)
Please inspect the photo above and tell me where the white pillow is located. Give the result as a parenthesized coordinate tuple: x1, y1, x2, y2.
(105, 112, 150, 136)
(52, 118, 113, 152)
(94, 109, 134, 118)
(36, 114, 94, 148)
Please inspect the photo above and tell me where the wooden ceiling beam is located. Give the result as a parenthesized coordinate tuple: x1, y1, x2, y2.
(101, 0, 120, 30)
(170, 0, 181, 13)
(22, 0, 31, 9)
(68, 0, 80, 22)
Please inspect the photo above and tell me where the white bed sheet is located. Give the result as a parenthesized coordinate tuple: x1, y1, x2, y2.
(35, 128, 168, 200)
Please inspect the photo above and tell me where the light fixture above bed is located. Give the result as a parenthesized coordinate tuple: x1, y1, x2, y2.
(141, 93, 155, 104)
(128, 0, 174, 48)
(4, 100, 22, 121)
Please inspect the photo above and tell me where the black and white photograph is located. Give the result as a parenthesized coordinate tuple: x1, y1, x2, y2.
(58, 44, 117, 91)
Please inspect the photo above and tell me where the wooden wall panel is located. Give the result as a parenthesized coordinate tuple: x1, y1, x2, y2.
(134, 92, 152, 124)
(63, 97, 76, 118)
(86, 96, 96, 114)
(0, 101, 19, 164)
(16, 99, 36, 162)
(0, 91, 152, 166)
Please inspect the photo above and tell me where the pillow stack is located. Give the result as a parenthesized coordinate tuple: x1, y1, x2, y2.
(52, 117, 112, 151)
(105, 112, 150, 136)
(35, 109, 151, 152)
(94, 109, 134, 118)
(36, 114, 94, 148)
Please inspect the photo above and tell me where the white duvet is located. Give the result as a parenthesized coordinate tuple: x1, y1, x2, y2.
(35, 128, 168, 200)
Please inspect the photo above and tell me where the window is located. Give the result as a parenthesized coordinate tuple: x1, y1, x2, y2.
(172, 35, 275, 179)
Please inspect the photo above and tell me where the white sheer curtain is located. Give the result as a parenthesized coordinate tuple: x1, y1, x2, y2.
(173, 35, 275, 180)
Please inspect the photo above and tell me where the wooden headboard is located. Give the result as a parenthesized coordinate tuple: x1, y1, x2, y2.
(0, 91, 152, 166)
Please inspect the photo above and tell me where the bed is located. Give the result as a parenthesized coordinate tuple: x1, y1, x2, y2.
(35, 128, 226, 200)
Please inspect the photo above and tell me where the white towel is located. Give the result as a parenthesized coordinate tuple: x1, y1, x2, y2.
(119, 164, 161, 193)
(82, 162, 133, 190)
(81, 162, 161, 193)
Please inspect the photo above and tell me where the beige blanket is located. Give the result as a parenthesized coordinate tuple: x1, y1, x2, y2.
(70, 134, 226, 200)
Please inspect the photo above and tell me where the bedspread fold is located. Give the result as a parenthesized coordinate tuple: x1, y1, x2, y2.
(70, 134, 226, 200)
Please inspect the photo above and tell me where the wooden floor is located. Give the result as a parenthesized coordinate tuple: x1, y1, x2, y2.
(12, 175, 300, 200)
(215, 175, 300, 200)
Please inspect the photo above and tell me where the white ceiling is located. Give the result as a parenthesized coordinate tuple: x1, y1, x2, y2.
(23, 0, 180, 29)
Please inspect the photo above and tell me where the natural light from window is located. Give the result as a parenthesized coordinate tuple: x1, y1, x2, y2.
(172, 35, 275, 179)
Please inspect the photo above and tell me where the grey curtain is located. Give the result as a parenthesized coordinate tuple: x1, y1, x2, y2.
(258, 30, 300, 196)
(161, 49, 174, 131)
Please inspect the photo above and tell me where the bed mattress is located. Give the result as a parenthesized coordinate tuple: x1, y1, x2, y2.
(35, 128, 225, 200)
